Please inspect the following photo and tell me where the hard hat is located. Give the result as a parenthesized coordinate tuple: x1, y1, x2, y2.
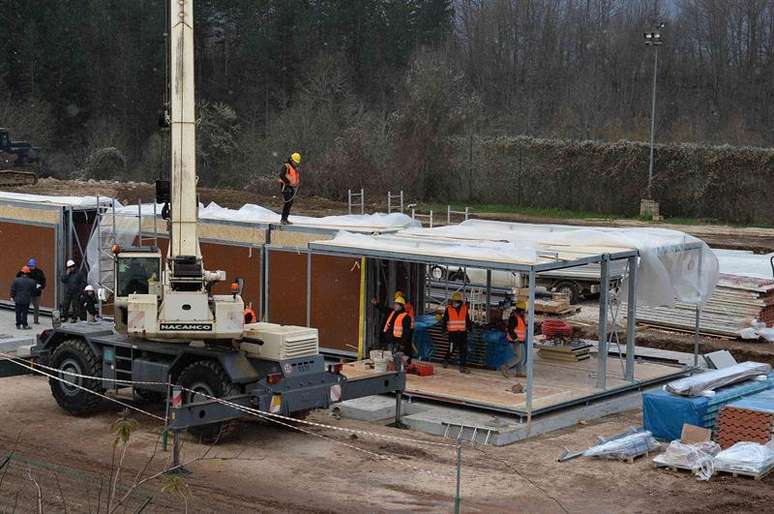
(20, 266, 30, 273)
(27, 258, 37, 267)
(451, 291, 463, 302)
(393, 290, 405, 300)
(85, 284, 95, 292)
(394, 296, 406, 305)
(66, 259, 76, 267)
(291, 152, 301, 165)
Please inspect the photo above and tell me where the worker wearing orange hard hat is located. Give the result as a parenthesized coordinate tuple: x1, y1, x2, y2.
(279, 152, 302, 225)
(11, 266, 37, 329)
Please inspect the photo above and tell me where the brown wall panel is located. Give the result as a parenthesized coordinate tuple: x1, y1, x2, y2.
(310, 255, 361, 352)
(201, 242, 262, 312)
(268, 250, 307, 327)
(146, 237, 262, 312)
(0, 221, 57, 308)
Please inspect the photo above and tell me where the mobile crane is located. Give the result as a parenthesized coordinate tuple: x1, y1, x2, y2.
(31, 0, 404, 439)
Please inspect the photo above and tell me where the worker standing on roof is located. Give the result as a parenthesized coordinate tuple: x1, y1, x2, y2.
(11, 266, 36, 330)
(382, 296, 413, 363)
(60, 259, 83, 323)
(500, 305, 527, 378)
(278, 152, 301, 225)
(16, 258, 45, 324)
(441, 291, 472, 374)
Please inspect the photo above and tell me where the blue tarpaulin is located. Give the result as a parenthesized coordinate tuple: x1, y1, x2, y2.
(643, 389, 709, 441)
(727, 388, 774, 414)
(413, 315, 439, 361)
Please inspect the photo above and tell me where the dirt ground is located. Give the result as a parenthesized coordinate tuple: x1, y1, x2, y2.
(0, 375, 773, 513)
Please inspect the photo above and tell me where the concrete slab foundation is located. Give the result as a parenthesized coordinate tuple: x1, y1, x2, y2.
(335, 386, 657, 446)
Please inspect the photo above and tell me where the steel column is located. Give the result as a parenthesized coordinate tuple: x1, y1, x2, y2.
(596, 255, 610, 390)
(526, 270, 536, 422)
(263, 246, 270, 322)
(624, 255, 637, 381)
(693, 248, 704, 367)
(485, 270, 492, 323)
(306, 250, 312, 327)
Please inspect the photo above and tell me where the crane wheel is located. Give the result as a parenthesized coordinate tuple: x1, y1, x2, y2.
(177, 360, 241, 443)
(49, 339, 105, 416)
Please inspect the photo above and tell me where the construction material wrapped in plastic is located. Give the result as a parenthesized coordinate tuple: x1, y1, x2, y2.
(654, 440, 720, 469)
(583, 431, 660, 460)
(713, 442, 774, 477)
(665, 362, 772, 397)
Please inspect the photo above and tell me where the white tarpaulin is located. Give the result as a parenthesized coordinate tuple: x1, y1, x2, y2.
(715, 249, 773, 280)
(0, 191, 116, 208)
(325, 219, 720, 307)
(86, 202, 418, 290)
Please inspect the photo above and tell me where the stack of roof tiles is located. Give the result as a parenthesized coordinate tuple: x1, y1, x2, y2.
(634, 274, 774, 338)
(715, 389, 774, 448)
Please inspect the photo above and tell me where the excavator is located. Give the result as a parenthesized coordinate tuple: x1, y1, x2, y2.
(31, 0, 404, 439)
(0, 128, 40, 187)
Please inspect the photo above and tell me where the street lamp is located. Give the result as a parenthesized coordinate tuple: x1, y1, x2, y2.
(643, 23, 665, 200)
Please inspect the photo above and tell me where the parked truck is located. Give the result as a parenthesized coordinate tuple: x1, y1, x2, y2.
(31, 0, 403, 440)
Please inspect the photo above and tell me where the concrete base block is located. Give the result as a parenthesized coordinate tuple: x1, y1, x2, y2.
(333, 396, 423, 422)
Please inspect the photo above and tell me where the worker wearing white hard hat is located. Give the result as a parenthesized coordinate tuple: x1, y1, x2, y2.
(60, 259, 84, 323)
(80, 284, 99, 323)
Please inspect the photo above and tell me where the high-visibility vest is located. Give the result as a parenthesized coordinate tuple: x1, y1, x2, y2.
(507, 314, 526, 342)
(285, 163, 300, 187)
(406, 302, 416, 329)
(383, 311, 408, 338)
(446, 304, 468, 333)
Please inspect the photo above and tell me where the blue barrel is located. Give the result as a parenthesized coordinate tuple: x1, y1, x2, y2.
(483, 329, 514, 370)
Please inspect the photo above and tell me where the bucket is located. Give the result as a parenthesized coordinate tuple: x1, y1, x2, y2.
(370, 350, 392, 373)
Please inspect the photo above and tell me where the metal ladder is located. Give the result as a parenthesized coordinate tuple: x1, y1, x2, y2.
(387, 191, 404, 214)
(442, 422, 495, 445)
(347, 189, 365, 215)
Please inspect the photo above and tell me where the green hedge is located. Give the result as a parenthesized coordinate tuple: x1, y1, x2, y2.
(449, 136, 774, 224)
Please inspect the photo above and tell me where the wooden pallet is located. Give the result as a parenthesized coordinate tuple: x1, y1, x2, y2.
(596, 450, 652, 464)
(714, 463, 774, 481)
(654, 462, 697, 474)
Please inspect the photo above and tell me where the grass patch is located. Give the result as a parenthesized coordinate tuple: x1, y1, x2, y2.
(426, 202, 621, 220)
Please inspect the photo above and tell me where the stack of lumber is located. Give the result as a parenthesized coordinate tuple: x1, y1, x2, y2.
(632, 274, 774, 338)
(536, 339, 592, 362)
(515, 290, 578, 315)
(715, 389, 774, 448)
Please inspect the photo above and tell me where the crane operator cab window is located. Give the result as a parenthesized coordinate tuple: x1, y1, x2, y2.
(116, 256, 161, 297)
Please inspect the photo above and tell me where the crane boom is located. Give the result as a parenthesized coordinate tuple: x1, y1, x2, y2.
(169, 0, 199, 259)
(113, 0, 243, 341)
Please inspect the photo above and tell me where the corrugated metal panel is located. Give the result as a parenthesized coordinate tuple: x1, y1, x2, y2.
(0, 221, 58, 309)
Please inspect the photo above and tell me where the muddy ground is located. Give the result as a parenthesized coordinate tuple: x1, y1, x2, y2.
(0, 375, 773, 513)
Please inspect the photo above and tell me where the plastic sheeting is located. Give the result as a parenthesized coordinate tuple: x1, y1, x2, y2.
(0, 191, 116, 208)
(666, 362, 772, 396)
(655, 440, 720, 469)
(713, 441, 774, 476)
(715, 249, 774, 280)
(583, 431, 659, 460)
(331, 219, 719, 307)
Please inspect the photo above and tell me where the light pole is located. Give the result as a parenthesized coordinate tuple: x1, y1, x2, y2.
(643, 23, 664, 200)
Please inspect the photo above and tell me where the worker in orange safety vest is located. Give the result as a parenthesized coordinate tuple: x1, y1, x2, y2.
(382, 296, 412, 362)
(278, 152, 301, 225)
(500, 306, 527, 378)
(441, 291, 472, 374)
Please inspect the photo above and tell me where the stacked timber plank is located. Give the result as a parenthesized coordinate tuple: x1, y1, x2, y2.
(537, 340, 592, 362)
(632, 274, 774, 338)
(515, 290, 579, 316)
